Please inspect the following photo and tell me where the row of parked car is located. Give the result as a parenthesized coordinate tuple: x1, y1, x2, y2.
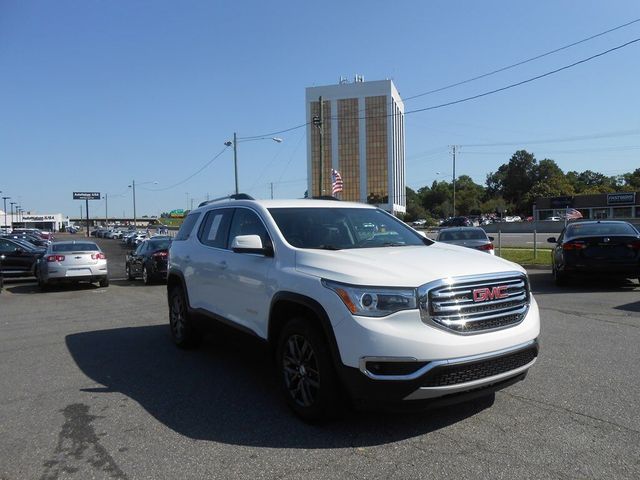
(0, 225, 174, 291)
(433, 221, 640, 286)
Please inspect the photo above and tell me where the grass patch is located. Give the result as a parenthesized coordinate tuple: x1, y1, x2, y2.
(497, 247, 552, 266)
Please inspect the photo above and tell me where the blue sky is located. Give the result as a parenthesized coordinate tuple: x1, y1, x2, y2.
(1, 1, 639, 218)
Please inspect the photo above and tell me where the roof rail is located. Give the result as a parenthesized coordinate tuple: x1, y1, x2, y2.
(310, 196, 340, 201)
(198, 193, 255, 208)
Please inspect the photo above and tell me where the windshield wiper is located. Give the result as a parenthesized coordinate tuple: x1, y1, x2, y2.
(317, 244, 342, 250)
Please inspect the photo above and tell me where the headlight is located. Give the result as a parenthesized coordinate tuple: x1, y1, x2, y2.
(322, 279, 417, 317)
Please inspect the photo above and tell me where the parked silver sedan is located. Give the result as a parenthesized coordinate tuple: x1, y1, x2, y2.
(37, 241, 109, 289)
(436, 227, 495, 254)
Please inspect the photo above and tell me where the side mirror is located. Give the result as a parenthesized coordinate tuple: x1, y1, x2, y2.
(129, 250, 136, 256)
(231, 235, 273, 257)
(547, 237, 557, 243)
(15, 247, 24, 254)
(488, 236, 495, 241)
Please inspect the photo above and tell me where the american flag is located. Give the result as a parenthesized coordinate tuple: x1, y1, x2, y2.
(565, 208, 583, 220)
(331, 169, 343, 195)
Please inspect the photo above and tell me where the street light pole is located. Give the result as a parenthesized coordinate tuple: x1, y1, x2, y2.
(132, 180, 137, 227)
(225, 134, 283, 196)
(104, 193, 108, 226)
(2, 196, 9, 230)
(10, 202, 16, 229)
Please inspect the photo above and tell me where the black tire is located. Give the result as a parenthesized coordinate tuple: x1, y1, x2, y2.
(37, 268, 49, 291)
(126, 264, 135, 281)
(168, 285, 199, 348)
(276, 317, 341, 422)
(142, 265, 152, 285)
(553, 265, 568, 286)
(99, 277, 109, 288)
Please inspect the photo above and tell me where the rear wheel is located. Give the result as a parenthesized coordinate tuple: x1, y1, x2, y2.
(99, 277, 109, 287)
(276, 318, 341, 422)
(553, 265, 568, 286)
(37, 268, 49, 291)
(142, 266, 152, 285)
(168, 285, 199, 348)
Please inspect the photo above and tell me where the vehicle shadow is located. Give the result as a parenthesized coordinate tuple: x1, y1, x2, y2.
(65, 325, 493, 448)
(529, 271, 639, 294)
(4, 282, 100, 294)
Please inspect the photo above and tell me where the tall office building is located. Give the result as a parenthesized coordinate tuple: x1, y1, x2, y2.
(306, 78, 406, 214)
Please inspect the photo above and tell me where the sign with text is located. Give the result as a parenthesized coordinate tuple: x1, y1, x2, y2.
(607, 192, 636, 205)
(73, 192, 100, 200)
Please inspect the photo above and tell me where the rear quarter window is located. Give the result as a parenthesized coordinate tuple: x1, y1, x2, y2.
(174, 213, 201, 241)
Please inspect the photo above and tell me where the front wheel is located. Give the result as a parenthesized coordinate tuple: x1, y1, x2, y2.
(276, 318, 341, 422)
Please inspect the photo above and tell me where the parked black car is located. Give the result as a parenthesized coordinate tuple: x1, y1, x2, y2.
(0, 237, 46, 278)
(440, 216, 472, 227)
(548, 220, 640, 286)
(125, 237, 172, 285)
(1, 233, 49, 248)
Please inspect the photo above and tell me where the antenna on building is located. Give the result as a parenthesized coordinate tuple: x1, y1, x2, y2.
(339, 76, 349, 84)
(354, 74, 364, 83)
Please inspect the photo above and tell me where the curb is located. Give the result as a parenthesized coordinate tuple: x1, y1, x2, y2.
(522, 264, 552, 271)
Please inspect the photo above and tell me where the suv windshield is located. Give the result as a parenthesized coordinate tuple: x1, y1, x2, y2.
(269, 207, 430, 250)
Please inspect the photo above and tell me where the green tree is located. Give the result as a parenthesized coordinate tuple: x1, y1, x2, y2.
(486, 150, 537, 212)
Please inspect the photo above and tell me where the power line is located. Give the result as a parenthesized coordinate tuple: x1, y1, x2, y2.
(460, 129, 640, 147)
(238, 122, 309, 141)
(211, 31, 640, 152)
(404, 17, 640, 101)
(404, 37, 640, 116)
(148, 146, 229, 191)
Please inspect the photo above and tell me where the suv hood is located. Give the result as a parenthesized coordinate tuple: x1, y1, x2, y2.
(295, 243, 524, 286)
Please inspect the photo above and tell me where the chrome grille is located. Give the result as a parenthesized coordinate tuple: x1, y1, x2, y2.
(419, 272, 530, 334)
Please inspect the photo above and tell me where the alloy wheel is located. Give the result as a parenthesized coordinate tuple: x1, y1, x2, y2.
(170, 293, 185, 341)
(282, 334, 320, 407)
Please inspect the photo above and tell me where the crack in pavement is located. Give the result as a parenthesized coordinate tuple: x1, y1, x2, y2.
(503, 391, 640, 436)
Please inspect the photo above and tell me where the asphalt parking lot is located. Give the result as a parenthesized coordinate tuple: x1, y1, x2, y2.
(1, 237, 639, 479)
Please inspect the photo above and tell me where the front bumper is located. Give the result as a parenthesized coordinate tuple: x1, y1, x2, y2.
(340, 339, 538, 406)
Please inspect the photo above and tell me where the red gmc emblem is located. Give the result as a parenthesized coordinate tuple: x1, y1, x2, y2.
(473, 286, 509, 302)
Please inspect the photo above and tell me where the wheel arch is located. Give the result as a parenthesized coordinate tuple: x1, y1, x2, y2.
(268, 292, 342, 369)
(166, 269, 192, 310)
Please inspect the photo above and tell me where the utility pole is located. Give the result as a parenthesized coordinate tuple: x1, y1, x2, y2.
(451, 145, 458, 217)
(270, 182, 274, 199)
(312, 96, 324, 197)
(104, 193, 108, 226)
(233, 132, 238, 194)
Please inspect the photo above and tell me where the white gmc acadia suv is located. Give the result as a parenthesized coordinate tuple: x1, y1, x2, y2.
(167, 196, 540, 421)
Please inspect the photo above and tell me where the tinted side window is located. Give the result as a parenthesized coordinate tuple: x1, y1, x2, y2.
(197, 208, 233, 248)
(228, 208, 272, 249)
(174, 213, 201, 241)
(0, 239, 15, 253)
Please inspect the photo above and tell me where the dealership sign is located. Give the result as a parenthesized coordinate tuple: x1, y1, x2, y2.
(73, 191, 101, 200)
(607, 192, 636, 205)
(22, 215, 56, 221)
